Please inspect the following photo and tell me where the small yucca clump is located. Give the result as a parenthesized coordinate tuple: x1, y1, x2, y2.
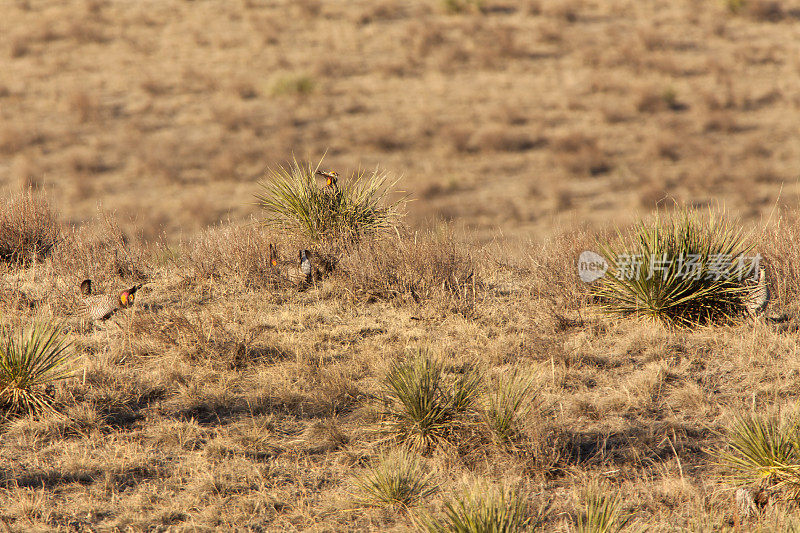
(593, 208, 758, 328)
(353, 449, 438, 510)
(715, 413, 800, 494)
(484, 371, 538, 446)
(575, 482, 632, 533)
(382, 349, 482, 452)
(255, 159, 405, 241)
(0, 322, 75, 415)
(0, 190, 60, 265)
(423, 485, 533, 533)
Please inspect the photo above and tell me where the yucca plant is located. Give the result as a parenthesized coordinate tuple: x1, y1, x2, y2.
(423, 485, 533, 533)
(0, 322, 75, 415)
(715, 413, 800, 493)
(353, 449, 438, 510)
(255, 158, 406, 241)
(382, 349, 482, 452)
(485, 372, 538, 445)
(575, 482, 632, 533)
(593, 208, 758, 328)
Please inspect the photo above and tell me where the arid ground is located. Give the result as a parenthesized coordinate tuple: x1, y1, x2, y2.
(2, 0, 800, 531)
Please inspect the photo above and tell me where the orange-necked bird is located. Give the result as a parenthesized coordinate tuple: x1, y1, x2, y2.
(269, 243, 279, 269)
(315, 170, 339, 193)
(79, 279, 141, 322)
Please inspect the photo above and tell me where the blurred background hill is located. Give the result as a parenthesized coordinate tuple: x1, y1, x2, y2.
(1, 0, 799, 243)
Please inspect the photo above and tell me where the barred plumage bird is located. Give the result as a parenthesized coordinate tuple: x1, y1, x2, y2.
(745, 267, 769, 317)
(79, 279, 141, 322)
(299, 249, 313, 282)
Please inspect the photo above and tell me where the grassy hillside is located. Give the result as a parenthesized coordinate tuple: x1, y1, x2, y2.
(3, 0, 800, 531)
(1, 189, 800, 530)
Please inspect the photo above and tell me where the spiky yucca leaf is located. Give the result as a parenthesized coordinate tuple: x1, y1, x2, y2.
(593, 208, 757, 328)
(354, 449, 438, 509)
(715, 413, 800, 491)
(423, 485, 532, 533)
(255, 159, 405, 241)
(382, 350, 482, 452)
(575, 482, 632, 533)
(0, 322, 75, 415)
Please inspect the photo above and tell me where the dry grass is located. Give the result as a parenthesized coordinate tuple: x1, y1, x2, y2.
(3, 0, 800, 529)
(0, 208, 798, 529)
(2, 0, 798, 245)
(0, 191, 60, 265)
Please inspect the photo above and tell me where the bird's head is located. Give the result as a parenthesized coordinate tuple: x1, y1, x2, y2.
(119, 284, 141, 308)
(316, 170, 338, 188)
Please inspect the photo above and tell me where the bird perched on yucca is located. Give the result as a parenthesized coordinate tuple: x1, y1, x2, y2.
(315, 170, 339, 193)
(79, 279, 141, 322)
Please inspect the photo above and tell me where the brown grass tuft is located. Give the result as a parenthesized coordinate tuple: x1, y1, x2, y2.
(334, 230, 480, 314)
(746, 0, 784, 21)
(49, 216, 148, 283)
(184, 223, 287, 289)
(467, 126, 545, 153)
(0, 191, 60, 265)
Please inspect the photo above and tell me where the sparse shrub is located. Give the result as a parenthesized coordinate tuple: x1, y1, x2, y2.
(661, 87, 680, 110)
(335, 229, 479, 312)
(255, 159, 405, 241)
(593, 208, 758, 328)
(636, 86, 683, 113)
(68, 90, 99, 123)
(0, 191, 60, 265)
(354, 449, 438, 509)
(184, 223, 284, 288)
(762, 212, 800, 308)
(467, 126, 545, 153)
(49, 216, 146, 282)
(382, 349, 482, 452)
(726, 0, 784, 20)
(529, 228, 598, 316)
(270, 74, 315, 96)
(747, 0, 784, 21)
(0, 322, 75, 416)
(715, 413, 800, 493)
(484, 371, 538, 445)
(575, 482, 632, 533)
(423, 485, 533, 532)
(442, 0, 484, 14)
(726, 0, 747, 13)
(9, 36, 30, 58)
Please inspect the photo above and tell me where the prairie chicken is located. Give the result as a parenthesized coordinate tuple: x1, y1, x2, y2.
(286, 249, 317, 288)
(315, 170, 339, 193)
(744, 267, 769, 317)
(300, 249, 313, 282)
(79, 279, 141, 322)
(269, 243, 278, 269)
